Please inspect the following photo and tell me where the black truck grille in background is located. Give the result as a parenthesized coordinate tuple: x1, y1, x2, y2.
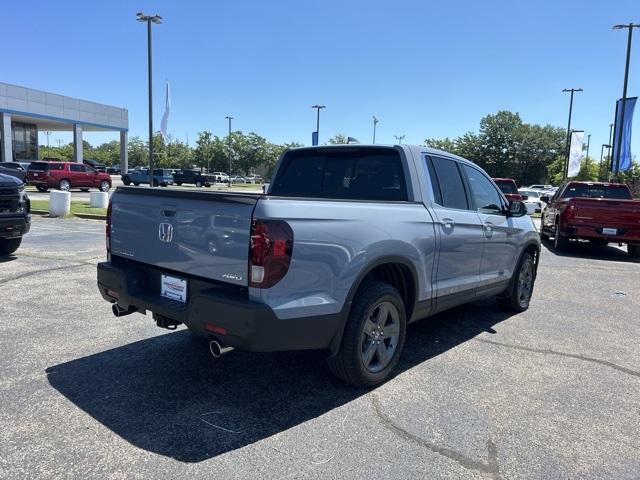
(0, 187, 20, 212)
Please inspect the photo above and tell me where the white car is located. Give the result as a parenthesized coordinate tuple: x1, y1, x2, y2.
(211, 172, 230, 183)
(518, 189, 545, 214)
(527, 184, 553, 191)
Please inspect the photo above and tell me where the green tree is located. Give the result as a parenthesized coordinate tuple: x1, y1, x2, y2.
(127, 136, 148, 168)
(425, 110, 565, 186)
(327, 134, 348, 144)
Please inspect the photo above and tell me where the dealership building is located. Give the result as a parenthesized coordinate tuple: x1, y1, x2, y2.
(0, 81, 129, 171)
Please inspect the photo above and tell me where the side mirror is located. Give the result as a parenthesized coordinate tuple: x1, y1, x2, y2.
(507, 200, 527, 217)
(540, 195, 550, 203)
(521, 194, 529, 201)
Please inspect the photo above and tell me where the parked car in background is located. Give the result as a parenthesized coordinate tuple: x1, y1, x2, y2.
(528, 184, 553, 191)
(493, 178, 524, 202)
(540, 181, 640, 256)
(26, 161, 112, 192)
(106, 166, 121, 175)
(0, 173, 30, 255)
(0, 162, 27, 182)
(173, 169, 213, 187)
(83, 159, 107, 173)
(518, 189, 544, 214)
(230, 175, 246, 184)
(210, 172, 230, 183)
(98, 144, 539, 387)
(245, 174, 263, 184)
(121, 169, 174, 187)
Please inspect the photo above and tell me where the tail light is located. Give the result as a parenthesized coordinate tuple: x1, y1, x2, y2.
(249, 219, 293, 288)
(106, 199, 112, 258)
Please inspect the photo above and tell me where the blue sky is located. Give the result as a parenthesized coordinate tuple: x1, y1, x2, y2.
(2, 0, 639, 159)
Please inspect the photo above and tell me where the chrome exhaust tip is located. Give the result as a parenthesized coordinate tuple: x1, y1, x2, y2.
(209, 339, 233, 358)
(112, 303, 136, 317)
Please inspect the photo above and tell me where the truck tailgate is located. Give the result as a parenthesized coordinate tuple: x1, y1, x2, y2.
(571, 198, 640, 227)
(110, 188, 259, 286)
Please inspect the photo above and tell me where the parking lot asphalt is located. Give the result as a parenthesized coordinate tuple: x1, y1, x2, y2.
(1, 217, 639, 479)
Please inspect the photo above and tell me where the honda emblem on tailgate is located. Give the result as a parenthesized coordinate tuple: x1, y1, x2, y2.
(158, 222, 174, 243)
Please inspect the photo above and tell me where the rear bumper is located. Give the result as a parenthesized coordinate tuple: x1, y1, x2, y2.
(561, 223, 640, 244)
(97, 260, 343, 352)
(0, 215, 30, 239)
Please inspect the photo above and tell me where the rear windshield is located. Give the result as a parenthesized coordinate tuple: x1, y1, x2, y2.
(561, 184, 632, 200)
(271, 148, 408, 201)
(494, 180, 518, 194)
(28, 162, 49, 171)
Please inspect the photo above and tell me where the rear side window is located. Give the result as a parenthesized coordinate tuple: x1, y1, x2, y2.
(271, 148, 408, 201)
(428, 156, 469, 210)
(70, 164, 85, 172)
(49, 163, 65, 171)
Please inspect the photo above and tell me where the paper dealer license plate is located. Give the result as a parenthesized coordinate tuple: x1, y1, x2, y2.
(161, 274, 188, 303)
(602, 228, 617, 236)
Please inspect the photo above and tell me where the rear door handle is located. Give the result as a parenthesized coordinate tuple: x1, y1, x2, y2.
(440, 218, 455, 229)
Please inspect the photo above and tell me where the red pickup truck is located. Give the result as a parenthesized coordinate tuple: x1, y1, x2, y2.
(540, 181, 640, 257)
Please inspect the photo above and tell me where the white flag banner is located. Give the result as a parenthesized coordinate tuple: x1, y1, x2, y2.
(567, 130, 584, 177)
(160, 81, 171, 142)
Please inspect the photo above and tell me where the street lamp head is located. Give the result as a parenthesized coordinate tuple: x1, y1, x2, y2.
(311, 105, 326, 109)
(562, 88, 583, 92)
(151, 15, 162, 24)
(613, 23, 640, 30)
(373, 116, 379, 124)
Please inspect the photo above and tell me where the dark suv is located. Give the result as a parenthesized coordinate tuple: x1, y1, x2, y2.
(0, 173, 30, 255)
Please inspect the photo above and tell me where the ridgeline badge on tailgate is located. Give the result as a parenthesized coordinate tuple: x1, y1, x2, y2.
(158, 223, 174, 243)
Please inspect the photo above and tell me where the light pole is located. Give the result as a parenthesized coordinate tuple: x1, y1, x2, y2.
(137, 11, 162, 187)
(225, 116, 233, 187)
(600, 143, 610, 180)
(562, 88, 583, 181)
(311, 105, 325, 145)
(372, 116, 379, 144)
(394, 134, 405, 144)
(584, 133, 591, 162)
(612, 23, 640, 180)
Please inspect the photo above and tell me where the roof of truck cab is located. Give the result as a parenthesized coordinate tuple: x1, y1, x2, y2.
(287, 143, 478, 166)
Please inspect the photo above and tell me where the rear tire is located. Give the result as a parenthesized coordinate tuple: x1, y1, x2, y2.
(58, 179, 71, 191)
(175, 182, 182, 186)
(540, 226, 549, 241)
(628, 244, 640, 258)
(99, 180, 111, 192)
(554, 221, 569, 251)
(327, 282, 406, 387)
(0, 237, 22, 255)
(35, 185, 48, 192)
(499, 252, 536, 312)
(133, 182, 140, 186)
(195, 181, 203, 188)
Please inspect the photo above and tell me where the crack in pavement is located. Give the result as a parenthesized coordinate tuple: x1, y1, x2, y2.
(0, 262, 90, 286)
(371, 394, 501, 479)
(473, 338, 640, 379)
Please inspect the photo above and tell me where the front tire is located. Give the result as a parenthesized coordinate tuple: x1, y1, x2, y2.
(327, 282, 406, 387)
(0, 237, 22, 255)
(499, 252, 536, 312)
(133, 182, 140, 186)
(99, 180, 111, 192)
(195, 181, 203, 188)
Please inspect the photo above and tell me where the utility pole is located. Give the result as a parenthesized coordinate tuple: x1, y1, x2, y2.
(44, 131, 51, 159)
(311, 105, 325, 145)
(394, 134, 405, 144)
(137, 11, 162, 187)
(612, 23, 639, 181)
(562, 88, 583, 181)
(584, 133, 591, 164)
(372, 116, 379, 144)
(600, 143, 610, 180)
(225, 116, 233, 187)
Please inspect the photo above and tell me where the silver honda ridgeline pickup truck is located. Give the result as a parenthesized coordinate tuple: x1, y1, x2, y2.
(97, 145, 539, 386)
